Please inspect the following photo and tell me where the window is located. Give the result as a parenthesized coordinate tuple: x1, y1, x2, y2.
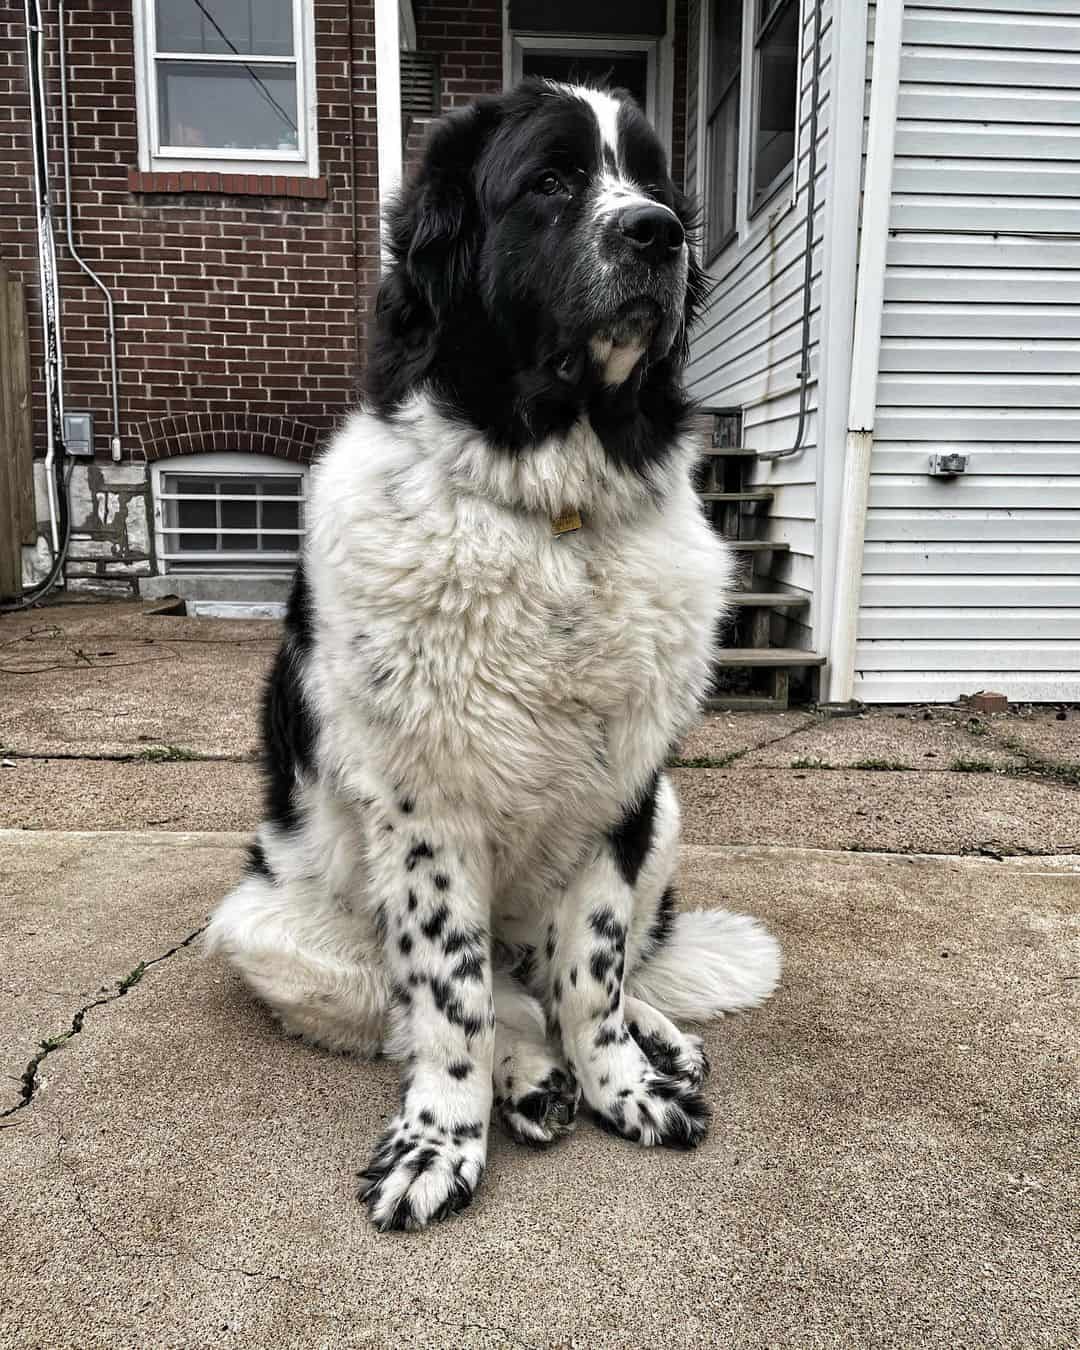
(750, 0, 798, 209)
(134, 0, 318, 176)
(703, 2, 742, 259)
(151, 454, 307, 573)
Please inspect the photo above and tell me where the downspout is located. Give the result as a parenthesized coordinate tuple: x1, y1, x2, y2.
(4, 0, 72, 609)
(58, 0, 121, 462)
(823, 0, 905, 704)
(757, 0, 823, 463)
(373, 0, 402, 271)
(24, 0, 64, 552)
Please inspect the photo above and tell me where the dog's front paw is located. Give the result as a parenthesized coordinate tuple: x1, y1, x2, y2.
(592, 1068, 710, 1150)
(497, 1065, 580, 1149)
(628, 1021, 710, 1090)
(358, 1111, 486, 1231)
(576, 1029, 710, 1150)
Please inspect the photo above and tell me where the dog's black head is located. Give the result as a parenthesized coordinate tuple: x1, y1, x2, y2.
(366, 81, 708, 471)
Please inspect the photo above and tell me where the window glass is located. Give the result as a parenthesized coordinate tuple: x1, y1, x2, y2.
(752, 0, 798, 206)
(156, 0, 294, 57)
(705, 1, 743, 258)
(157, 62, 298, 152)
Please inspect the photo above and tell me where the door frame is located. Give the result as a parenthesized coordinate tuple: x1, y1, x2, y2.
(503, 25, 674, 164)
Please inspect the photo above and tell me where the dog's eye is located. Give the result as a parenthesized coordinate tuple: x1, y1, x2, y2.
(535, 171, 565, 196)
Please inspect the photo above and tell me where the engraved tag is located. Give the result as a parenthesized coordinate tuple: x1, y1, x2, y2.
(551, 509, 583, 536)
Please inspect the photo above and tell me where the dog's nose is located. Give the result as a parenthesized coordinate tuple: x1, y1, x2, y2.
(618, 204, 685, 264)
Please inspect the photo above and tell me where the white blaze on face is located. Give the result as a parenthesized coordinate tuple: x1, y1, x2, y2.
(554, 83, 686, 386)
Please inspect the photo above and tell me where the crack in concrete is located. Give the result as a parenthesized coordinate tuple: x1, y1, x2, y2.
(1, 748, 255, 764)
(53, 1123, 329, 1303)
(1, 925, 207, 1119)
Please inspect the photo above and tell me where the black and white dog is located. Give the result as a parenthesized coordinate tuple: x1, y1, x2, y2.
(206, 81, 780, 1231)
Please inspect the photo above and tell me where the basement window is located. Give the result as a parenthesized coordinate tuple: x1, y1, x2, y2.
(151, 453, 307, 573)
(133, 0, 319, 176)
(750, 0, 799, 210)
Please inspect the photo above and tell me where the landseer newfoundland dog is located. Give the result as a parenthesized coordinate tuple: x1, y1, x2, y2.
(206, 80, 780, 1231)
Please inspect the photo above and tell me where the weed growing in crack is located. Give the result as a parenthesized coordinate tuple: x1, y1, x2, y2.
(668, 751, 745, 769)
(951, 758, 1002, 774)
(790, 757, 833, 770)
(135, 745, 202, 763)
(849, 758, 915, 772)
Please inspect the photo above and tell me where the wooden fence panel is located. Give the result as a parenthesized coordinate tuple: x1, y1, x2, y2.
(0, 261, 35, 599)
(8, 276, 35, 545)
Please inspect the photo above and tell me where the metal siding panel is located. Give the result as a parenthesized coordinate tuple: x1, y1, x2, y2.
(873, 411, 1080, 442)
(862, 542, 1080, 574)
(855, 641, 1080, 672)
(865, 508, 1080, 540)
(869, 475, 1080, 507)
(854, 672, 1080, 701)
(879, 340, 1080, 375)
(859, 575, 1080, 607)
(881, 305, 1080, 339)
(858, 607, 1080, 639)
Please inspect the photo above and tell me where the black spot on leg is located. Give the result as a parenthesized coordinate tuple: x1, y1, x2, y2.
(462, 1015, 485, 1039)
(419, 1109, 435, 1126)
(644, 884, 678, 956)
(398, 933, 413, 956)
(453, 953, 484, 982)
(595, 1024, 618, 1048)
(590, 950, 614, 982)
(433, 873, 450, 891)
(399, 797, 414, 814)
(588, 908, 624, 943)
(406, 841, 434, 871)
(448, 1060, 472, 1079)
(391, 982, 412, 1009)
(407, 889, 418, 912)
(608, 771, 660, 886)
(552, 975, 563, 1003)
(545, 924, 557, 962)
(569, 966, 578, 989)
(421, 904, 450, 941)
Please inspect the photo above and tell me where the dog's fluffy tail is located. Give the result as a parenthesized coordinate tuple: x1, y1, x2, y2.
(628, 910, 782, 1023)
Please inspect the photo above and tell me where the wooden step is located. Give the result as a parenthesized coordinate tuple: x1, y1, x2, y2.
(699, 490, 773, 503)
(726, 592, 809, 608)
(713, 648, 826, 668)
(727, 539, 790, 553)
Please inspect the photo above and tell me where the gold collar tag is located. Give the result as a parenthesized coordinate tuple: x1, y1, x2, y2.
(551, 509, 583, 537)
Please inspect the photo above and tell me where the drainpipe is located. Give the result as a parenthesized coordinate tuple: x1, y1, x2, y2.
(373, 0, 402, 270)
(822, 0, 905, 705)
(58, 0, 122, 462)
(24, 0, 64, 551)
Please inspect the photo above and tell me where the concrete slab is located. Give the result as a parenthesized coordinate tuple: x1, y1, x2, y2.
(990, 710, 1080, 770)
(676, 710, 819, 764)
(0, 831, 241, 1113)
(739, 708, 1023, 771)
(1, 831, 1077, 1348)
(0, 603, 277, 758)
(674, 767, 1080, 857)
(0, 758, 262, 832)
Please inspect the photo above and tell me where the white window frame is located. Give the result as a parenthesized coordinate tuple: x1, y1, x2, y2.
(506, 33, 674, 165)
(133, 0, 319, 177)
(151, 452, 308, 574)
(697, 0, 804, 270)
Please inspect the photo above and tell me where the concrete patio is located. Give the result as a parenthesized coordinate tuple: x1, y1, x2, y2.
(1, 601, 1077, 1348)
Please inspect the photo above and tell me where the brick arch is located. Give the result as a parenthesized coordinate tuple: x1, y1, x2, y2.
(138, 413, 322, 464)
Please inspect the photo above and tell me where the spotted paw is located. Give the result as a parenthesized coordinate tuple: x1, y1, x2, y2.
(628, 1021, 709, 1089)
(497, 1066, 580, 1149)
(358, 1111, 486, 1231)
(592, 1070, 710, 1150)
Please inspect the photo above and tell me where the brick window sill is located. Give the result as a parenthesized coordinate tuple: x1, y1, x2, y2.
(127, 169, 327, 199)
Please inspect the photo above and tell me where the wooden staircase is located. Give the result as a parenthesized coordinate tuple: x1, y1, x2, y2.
(695, 411, 825, 711)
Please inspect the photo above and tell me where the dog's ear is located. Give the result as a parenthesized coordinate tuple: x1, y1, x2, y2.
(386, 103, 495, 320)
(672, 189, 713, 367)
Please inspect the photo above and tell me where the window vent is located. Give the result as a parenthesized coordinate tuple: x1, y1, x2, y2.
(400, 51, 440, 118)
(155, 464, 306, 573)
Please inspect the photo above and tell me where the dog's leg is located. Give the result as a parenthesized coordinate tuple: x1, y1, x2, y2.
(357, 800, 495, 1231)
(491, 970, 580, 1148)
(546, 776, 709, 1149)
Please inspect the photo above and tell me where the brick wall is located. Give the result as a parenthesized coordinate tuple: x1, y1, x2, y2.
(414, 0, 503, 109)
(1, 0, 382, 594)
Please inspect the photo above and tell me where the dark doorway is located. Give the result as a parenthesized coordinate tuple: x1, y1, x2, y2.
(521, 51, 649, 113)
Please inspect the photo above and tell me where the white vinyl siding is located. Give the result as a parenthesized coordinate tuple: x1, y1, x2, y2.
(855, 0, 1080, 703)
(686, 0, 833, 647)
